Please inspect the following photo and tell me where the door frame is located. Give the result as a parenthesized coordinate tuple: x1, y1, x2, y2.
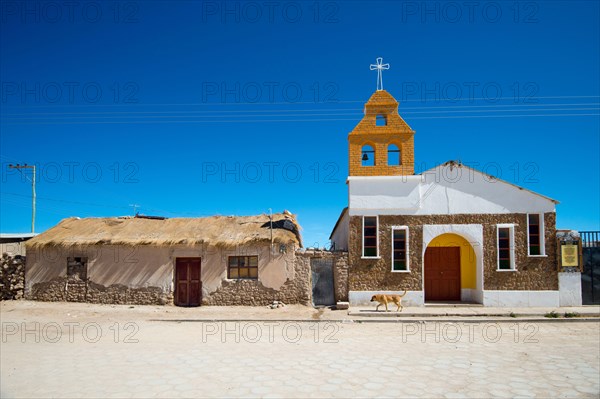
(174, 257, 202, 307)
(424, 246, 461, 302)
(421, 225, 484, 304)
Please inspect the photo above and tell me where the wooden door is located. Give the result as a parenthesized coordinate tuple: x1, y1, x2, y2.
(425, 247, 461, 301)
(175, 258, 201, 306)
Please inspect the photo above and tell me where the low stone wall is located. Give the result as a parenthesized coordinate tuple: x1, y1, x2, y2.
(28, 277, 172, 305)
(296, 250, 349, 303)
(202, 256, 311, 306)
(0, 253, 25, 300)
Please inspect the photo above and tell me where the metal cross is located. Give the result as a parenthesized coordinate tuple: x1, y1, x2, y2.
(370, 57, 390, 91)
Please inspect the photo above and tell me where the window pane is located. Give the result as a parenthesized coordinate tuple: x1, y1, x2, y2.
(529, 214, 539, 225)
(249, 268, 258, 278)
(499, 249, 510, 259)
(364, 247, 377, 257)
(239, 257, 246, 267)
(229, 268, 239, 279)
(499, 228, 509, 239)
(364, 217, 377, 227)
(530, 235, 540, 245)
(529, 225, 539, 235)
(393, 260, 406, 271)
(530, 246, 541, 256)
(364, 237, 377, 247)
(249, 256, 258, 267)
(499, 259, 511, 270)
(239, 268, 249, 278)
(229, 257, 238, 267)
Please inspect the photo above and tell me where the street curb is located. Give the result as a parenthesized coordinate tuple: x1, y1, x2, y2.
(149, 317, 600, 324)
(347, 312, 600, 318)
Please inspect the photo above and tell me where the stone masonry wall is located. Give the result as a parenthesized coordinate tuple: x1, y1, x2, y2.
(296, 250, 349, 303)
(28, 277, 173, 305)
(0, 253, 25, 300)
(348, 213, 558, 292)
(202, 254, 311, 306)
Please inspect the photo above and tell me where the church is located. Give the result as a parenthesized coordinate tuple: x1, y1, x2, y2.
(330, 64, 564, 307)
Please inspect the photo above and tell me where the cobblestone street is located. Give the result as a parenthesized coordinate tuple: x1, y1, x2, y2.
(1, 302, 599, 398)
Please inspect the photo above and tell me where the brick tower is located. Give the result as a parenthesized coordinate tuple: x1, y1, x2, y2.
(348, 90, 415, 176)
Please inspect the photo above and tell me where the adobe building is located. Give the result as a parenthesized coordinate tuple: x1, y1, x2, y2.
(24, 213, 311, 306)
(330, 88, 578, 307)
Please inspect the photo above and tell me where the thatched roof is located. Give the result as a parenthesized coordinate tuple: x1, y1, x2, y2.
(26, 213, 302, 248)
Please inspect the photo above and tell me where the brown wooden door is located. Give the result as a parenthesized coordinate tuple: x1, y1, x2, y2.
(425, 247, 461, 301)
(175, 258, 201, 306)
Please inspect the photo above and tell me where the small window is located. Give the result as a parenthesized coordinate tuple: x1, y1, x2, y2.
(228, 256, 258, 280)
(361, 145, 375, 167)
(376, 114, 387, 126)
(67, 257, 88, 280)
(497, 225, 515, 270)
(387, 144, 401, 166)
(392, 227, 409, 272)
(363, 216, 378, 258)
(527, 214, 545, 256)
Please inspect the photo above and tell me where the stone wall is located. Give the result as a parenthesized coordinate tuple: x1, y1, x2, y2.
(28, 277, 173, 305)
(0, 253, 25, 300)
(202, 254, 311, 306)
(296, 250, 349, 303)
(348, 213, 558, 291)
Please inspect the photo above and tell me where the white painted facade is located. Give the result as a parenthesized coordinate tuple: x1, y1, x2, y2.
(330, 209, 349, 251)
(347, 163, 557, 217)
(558, 272, 583, 306)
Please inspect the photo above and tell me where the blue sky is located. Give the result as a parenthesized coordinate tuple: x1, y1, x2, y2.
(1, 0, 599, 247)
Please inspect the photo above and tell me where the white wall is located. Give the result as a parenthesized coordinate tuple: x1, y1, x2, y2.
(330, 210, 349, 251)
(348, 164, 556, 216)
(558, 272, 583, 306)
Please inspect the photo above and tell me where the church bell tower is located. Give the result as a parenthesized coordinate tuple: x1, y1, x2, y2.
(348, 59, 415, 176)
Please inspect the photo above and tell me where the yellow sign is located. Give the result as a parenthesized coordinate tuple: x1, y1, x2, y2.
(561, 245, 579, 267)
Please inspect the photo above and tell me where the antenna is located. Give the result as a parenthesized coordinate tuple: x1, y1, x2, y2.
(129, 204, 140, 216)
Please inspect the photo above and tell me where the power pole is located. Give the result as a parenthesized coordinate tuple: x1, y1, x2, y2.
(8, 164, 36, 233)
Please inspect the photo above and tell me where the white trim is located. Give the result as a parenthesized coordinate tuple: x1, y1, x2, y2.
(422, 224, 484, 304)
(496, 224, 516, 271)
(362, 215, 379, 258)
(527, 213, 546, 256)
(349, 290, 424, 306)
(391, 226, 410, 272)
(483, 290, 559, 307)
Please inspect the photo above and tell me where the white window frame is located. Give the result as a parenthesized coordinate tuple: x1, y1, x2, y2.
(527, 213, 547, 257)
(362, 216, 380, 259)
(391, 226, 410, 272)
(496, 224, 516, 271)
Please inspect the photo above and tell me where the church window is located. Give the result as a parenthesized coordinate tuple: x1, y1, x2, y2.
(363, 216, 379, 258)
(392, 227, 409, 271)
(527, 214, 545, 256)
(497, 225, 516, 270)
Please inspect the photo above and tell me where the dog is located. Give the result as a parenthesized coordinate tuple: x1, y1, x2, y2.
(370, 290, 407, 312)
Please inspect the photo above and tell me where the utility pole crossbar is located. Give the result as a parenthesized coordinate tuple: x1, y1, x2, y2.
(8, 164, 36, 233)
